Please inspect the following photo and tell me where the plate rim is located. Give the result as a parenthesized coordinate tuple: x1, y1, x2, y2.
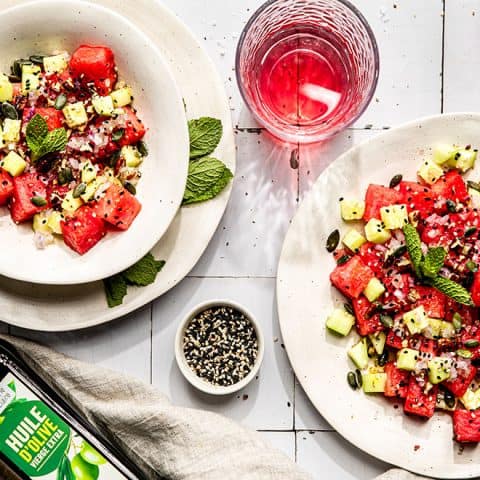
(277, 111, 480, 479)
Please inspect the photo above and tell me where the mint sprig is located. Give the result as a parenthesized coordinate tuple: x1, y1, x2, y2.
(402, 225, 474, 306)
(188, 117, 223, 159)
(26, 114, 67, 162)
(104, 253, 165, 308)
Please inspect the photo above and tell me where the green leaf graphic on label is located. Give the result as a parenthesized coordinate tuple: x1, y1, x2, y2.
(0, 400, 70, 476)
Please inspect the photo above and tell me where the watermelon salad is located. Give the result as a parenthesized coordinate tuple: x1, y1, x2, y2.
(0, 45, 147, 255)
(326, 143, 480, 443)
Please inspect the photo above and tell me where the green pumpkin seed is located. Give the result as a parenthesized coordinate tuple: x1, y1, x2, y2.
(378, 351, 389, 366)
(30, 196, 47, 207)
(326, 229, 340, 252)
(452, 313, 463, 332)
(380, 314, 393, 328)
(336, 255, 350, 265)
(7, 74, 21, 83)
(29, 54, 46, 65)
(466, 260, 478, 272)
(123, 181, 136, 195)
(112, 128, 125, 142)
(465, 339, 480, 348)
(444, 390, 456, 409)
(446, 199, 457, 213)
(355, 369, 363, 387)
(73, 183, 87, 198)
(457, 349, 473, 359)
(468, 180, 480, 193)
(389, 174, 403, 189)
(347, 371, 358, 390)
(465, 226, 477, 237)
(2, 102, 18, 120)
(108, 150, 121, 168)
(11, 59, 31, 78)
(58, 167, 73, 185)
(55, 93, 67, 110)
(344, 303, 354, 316)
(137, 140, 148, 157)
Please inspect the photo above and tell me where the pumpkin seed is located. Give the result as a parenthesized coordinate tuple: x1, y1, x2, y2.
(452, 313, 463, 332)
(123, 181, 136, 195)
(380, 314, 393, 328)
(112, 128, 125, 142)
(457, 349, 473, 359)
(465, 226, 477, 237)
(336, 255, 350, 265)
(326, 229, 340, 252)
(29, 54, 46, 65)
(2, 102, 18, 120)
(378, 351, 388, 367)
(54, 93, 67, 110)
(30, 196, 47, 207)
(355, 369, 363, 387)
(446, 199, 457, 213)
(108, 150, 121, 168)
(344, 303, 354, 316)
(137, 140, 148, 157)
(7, 74, 21, 83)
(389, 174, 403, 189)
(72, 183, 87, 198)
(11, 59, 31, 78)
(465, 339, 480, 348)
(466, 260, 478, 272)
(468, 180, 480, 193)
(347, 371, 358, 390)
(58, 167, 73, 185)
(444, 390, 456, 409)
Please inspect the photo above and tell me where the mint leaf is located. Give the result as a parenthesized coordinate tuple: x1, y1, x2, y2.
(188, 117, 223, 159)
(103, 274, 127, 308)
(183, 157, 233, 205)
(35, 127, 68, 160)
(123, 253, 165, 286)
(26, 114, 48, 153)
(403, 224, 423, 278)
(422, 247, 446, 278)
(430, 276, 474, 306)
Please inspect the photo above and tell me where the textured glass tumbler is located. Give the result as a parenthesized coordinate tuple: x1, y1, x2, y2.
(236, 0, 379, 144)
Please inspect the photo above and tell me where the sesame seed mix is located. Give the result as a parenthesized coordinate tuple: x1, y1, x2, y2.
(183, 306, 258, 387)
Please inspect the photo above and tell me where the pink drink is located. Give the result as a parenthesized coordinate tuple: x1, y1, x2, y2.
(236, 0, 379, 144)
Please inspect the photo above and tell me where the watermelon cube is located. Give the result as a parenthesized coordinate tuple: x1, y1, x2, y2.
(352, 295, 383, 336)
(444, 364, 477, 398)
(399, 181, 434, 216)
(453, 409, 480, 443)
(95, 184, 141, 230)
(330, 256, 374, 299)
(0, 169, 14, 205)
(431, 171, 469, 203)
(363, 184, 404, 221)
(412, 286, 446, 319)
(404, 376, 437, 418)
(9, 173, 48, 223)
(118, 107, 146, 147)
(384, 362, 410, 398)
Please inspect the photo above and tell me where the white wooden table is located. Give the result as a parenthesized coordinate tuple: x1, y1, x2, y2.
(4, 0, 476, 478)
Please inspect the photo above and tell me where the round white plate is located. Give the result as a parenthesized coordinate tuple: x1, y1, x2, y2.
(0, 0, 235, 330)
(0, 0, 189, 285)
(277, 113, 480, 479)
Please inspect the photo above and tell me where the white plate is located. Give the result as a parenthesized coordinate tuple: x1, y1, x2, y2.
(0, 0, 235, 331)
(0, 0, 189, 285)
(277, 113, 480, 479)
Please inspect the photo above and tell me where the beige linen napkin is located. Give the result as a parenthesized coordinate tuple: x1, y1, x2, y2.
(0, 334, 310, 480)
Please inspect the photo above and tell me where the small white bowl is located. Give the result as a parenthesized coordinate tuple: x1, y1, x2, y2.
(175, 300, 265, 395)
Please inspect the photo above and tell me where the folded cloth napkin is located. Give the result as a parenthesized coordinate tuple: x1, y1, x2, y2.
(0, 334, 310, 480)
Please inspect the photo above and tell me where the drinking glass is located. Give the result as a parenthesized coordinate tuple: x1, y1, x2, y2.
(236, 0, 379, 144)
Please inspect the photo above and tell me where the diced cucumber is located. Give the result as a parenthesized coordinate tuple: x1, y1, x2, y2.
(21, 64, 41, 94)
(460, 389, 480, 410)
(448, 149, 477, 173)
(363, 278, 385, 303)
(364, 218, 391, 244)
(326, 308, 355, 336)
(470, 188, 480, 209)
(92, 95, 114, 117)
(63, 102, 88, 128)
(81, 161, 96, 184)
(0, 74, 13, 102)
(427, 318, 455, 339)
(369, 331, 386, 355)
(1, 151, 26, 176)
(396, 348, 419, 371)
(342, 229, 366, 253)
(417, 158, 444, 185)
(47, 211, 63, 235)
(380, 204, 408, 230)
(43, 54, 68, 75)
(348, 338, 369, 369)
(433, 144, 457, 166)
(427, 357, 452, 384)
(110, 86, 133, 108)
(121, 146, 142, 168)
(3, 119, 21, 143)
(340, 199, 365, 221)
(403, 306, 428, 335)
(362, 372, 387, 393)
(32, 212, 50, 234)
(62, 191, 83, 213)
